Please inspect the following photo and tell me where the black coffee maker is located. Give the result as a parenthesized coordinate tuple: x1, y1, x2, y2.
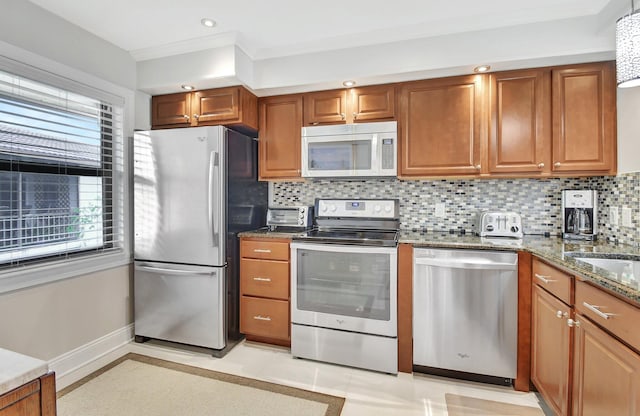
(562, 190, 598, 240)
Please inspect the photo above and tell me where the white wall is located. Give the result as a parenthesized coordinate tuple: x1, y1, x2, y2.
(617, 87, 640, 173)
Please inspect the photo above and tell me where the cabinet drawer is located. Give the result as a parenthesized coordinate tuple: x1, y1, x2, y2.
(532, 258, 573, 305)
(240, 297, 289, 340)
(240, 259, 289, 300)
(240, 240, 289, 261)
(575, 280, 640, 352)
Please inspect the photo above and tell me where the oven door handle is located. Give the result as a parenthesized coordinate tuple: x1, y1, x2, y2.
(290, 241, 397, 254)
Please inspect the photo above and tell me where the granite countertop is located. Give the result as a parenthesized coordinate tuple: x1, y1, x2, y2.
(0, 348, 48, 396)
(239, 227, 640, 306)
(400, 230, 640, 305)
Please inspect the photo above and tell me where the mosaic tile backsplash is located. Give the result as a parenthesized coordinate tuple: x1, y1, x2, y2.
(271, 171, 640, 247)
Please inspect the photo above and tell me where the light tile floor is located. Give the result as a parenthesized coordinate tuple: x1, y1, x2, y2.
(128, 339, 546, 415)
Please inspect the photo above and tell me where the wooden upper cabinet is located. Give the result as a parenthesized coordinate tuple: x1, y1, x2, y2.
(151, 92, 192, 128)
(399, 74, 485, 177)
(193, 86, 258, 131)
(552, 62, 616, 174)
(258, 94, 303, 180)
(151, 86, 258, 132)
(350, 84, 396, 122)
(303, 84, 396, 125)
(488, 69, 551, 175)
(303, 90, 347, 125)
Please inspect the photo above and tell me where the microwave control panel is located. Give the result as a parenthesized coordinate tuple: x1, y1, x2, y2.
(381, 138, 395, 170)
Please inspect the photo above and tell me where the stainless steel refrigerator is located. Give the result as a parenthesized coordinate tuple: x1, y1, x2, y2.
(133, 126, 267, 355)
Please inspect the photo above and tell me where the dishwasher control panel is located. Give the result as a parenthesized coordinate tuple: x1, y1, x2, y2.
(473, 211, 523, 238)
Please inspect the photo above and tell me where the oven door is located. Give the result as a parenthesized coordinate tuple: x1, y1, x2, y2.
(290, 242, 397, 337)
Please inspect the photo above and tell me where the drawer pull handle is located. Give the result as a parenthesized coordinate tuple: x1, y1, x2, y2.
(253, 249, 271, 253)
(253, 277, 272, 282)
(253, 315, 272, 321)
(583, 302, 614, 320)
(535, 273, 557, 284)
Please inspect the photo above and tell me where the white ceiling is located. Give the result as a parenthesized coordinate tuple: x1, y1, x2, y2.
(28, 0, 619, 61)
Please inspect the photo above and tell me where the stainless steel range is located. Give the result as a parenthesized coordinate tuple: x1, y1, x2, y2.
(290, 198, 399, 374)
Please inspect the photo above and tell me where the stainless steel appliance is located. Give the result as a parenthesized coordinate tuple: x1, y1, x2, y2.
(413, 248, 518, 384)
(562, 190, 598, 240)
(301, 121, 397, 178)
(266, 206, 313, 230)
(290, 198, 399, 373)
(473, 211, 523, 238)
(133, 126, 267, 356)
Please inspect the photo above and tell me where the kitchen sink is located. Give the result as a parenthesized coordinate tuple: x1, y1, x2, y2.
(570, 256, 640, 283)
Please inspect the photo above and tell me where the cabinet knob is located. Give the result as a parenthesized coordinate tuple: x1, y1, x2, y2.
(554, 162, 561, 167)
(567, 318, 581, 328)
(475, 164, 481, 170)
(311, 122, 319, 126)
(353, 112, 358, 120)
(183, 114, 189, 120)
(538, 162, 545, 169)
(340, 113, 346, 120)
(193, 114, 199, 119)
(556, 310, 568, 319)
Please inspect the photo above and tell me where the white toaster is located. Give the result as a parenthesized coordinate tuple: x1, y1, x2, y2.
(473, 211, 523, 238)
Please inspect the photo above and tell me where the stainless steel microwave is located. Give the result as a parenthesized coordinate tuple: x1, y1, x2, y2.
(301, 121, 397, 178)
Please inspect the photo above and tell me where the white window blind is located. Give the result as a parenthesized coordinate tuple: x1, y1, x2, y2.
(0, 69, 125, 268)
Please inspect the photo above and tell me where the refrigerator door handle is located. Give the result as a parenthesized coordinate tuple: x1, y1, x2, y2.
(208, 151, 219, 245)
(138, 265, 215, 276)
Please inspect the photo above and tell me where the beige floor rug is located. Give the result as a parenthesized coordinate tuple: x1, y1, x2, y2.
(57, 353, 344, 416)
(446, 393, 545, 416)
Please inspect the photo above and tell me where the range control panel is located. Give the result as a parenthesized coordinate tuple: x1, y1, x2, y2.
(316, 199, 398, 219)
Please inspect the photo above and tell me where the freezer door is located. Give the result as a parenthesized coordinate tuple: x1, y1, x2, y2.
(134, 261, 226, 350)
(134, 127, 226, 266)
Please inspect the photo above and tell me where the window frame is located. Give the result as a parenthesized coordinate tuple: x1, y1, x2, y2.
(0, 53, 132, 294)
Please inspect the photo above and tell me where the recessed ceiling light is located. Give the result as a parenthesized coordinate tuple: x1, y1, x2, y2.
(343, 80, 356, 87)
(201, 18, 216, 28)
(474, 65, 491, 73)
(181, 85, 195, 91)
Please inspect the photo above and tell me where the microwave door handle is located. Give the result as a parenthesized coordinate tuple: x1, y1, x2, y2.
(371, 134, 379, 174)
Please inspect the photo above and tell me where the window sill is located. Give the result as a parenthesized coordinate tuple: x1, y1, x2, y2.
(0, 250, 132, 295)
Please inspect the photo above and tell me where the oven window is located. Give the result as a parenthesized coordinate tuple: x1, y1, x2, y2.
(296, 249, 390, 320)
(308, 140, 372, 171)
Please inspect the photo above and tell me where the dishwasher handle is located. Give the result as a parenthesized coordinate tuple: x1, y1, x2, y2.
(414, 257, 517, 271)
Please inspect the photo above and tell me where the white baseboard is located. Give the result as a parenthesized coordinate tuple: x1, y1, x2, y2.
(49, 324, 134, 391)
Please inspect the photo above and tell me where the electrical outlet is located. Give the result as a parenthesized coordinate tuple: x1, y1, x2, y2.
(610, 206, 619, 226)
(622, 207, 633, 227)
(434, 203, 446, 218)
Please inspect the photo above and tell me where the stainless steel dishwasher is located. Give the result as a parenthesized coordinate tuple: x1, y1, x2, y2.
(413, 248, 518, 384)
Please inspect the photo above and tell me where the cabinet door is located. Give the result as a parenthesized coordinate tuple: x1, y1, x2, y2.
(258, 95, 303, 179)
(303, 90, 347, 125)
(0, 380, 40, 416)
(572, 314, 640, 416)
(531, 284, 572, 416)
(489, 70, 550, 174)
(552, 62, 616, 173)
(350, 84, 396, 122)
(151, 92, 191, 128)
(399, 75, 485, 177)
(193, 87, 240, 125)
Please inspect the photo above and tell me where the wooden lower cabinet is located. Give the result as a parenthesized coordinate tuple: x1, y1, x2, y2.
(531, 284, 572, 415)
(572, 314, 640, 416)
(239, 237, 291, 346)
(0, 373, 56, 416)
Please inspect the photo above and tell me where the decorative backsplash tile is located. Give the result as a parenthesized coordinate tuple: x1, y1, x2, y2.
(271, 171, 640, 246)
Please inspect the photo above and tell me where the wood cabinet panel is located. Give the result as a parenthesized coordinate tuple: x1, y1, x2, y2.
(303, 90, 347, 125)
(575, 279, 640, 352)
(531, 284, 572, 416)
(193, 87, 239, 123)
(258, 94, 303, 180)
(240, 296, 289, 341)
(399, 75, 485, 177)
(350, 85, 396, 122)
(151, 93, 191, 128)
(532, 258, 573, 305)
(572, 314, 640, 416)
(240, 258, 289, 300)
(0, 373, 54, 416)
(489, 69, 550, 174)
(240, 239, 289, 261)
(552, 62, 616, 173)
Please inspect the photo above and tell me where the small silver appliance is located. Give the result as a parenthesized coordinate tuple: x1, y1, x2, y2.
(266, 206, 313, 230)
(562, 190, 598, 240)
(473, 211, 523, 238)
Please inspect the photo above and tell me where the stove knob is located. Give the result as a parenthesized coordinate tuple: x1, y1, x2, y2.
(329, 205, 337, 212)
(321, 204, 328, 213)
(384, 205, 392, 213)
(374, 205, 382, 213)
(511, 225, 520, 233)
